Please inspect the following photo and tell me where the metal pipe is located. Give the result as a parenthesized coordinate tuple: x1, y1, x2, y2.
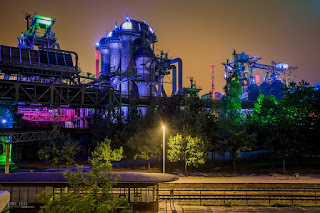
(210, 65, 215, 100)
(171, 65, 177, 94)
(170, 58, 182, 95)
(162, 125, 165, 173)
(162, 85, 167, 97)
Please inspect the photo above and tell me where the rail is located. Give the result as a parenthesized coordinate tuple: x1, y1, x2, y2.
(159, 186, 320, 206)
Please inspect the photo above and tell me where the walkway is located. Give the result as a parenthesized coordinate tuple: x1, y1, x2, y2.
(158, 203, 320, 213)
(169, 174, 320, 184)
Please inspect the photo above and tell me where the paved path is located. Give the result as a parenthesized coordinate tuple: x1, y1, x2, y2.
(158, 202, 320, 212)
(169, 175, 320, 184)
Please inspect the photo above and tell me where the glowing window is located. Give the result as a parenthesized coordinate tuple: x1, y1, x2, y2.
(122, 21, 132, 30)
(107, 31, 113, 38)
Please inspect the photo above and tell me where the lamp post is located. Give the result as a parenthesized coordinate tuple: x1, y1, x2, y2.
(162, 125, 165, 173)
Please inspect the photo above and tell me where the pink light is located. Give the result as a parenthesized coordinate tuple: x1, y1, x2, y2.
(95, 48, 100, 78)
(210, 65, 215, 100)
(255, 74, 261, 86)
(19, 107, 75, 122)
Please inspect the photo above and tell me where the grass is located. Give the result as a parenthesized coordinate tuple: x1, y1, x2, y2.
(180, 201, 320, 207)
(270, 201, 291, 207)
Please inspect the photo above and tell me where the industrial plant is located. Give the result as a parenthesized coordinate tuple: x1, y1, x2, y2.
(3, 0, 320, 211)
(0, 14, 190, 173)
(0, 13, 299, 174)
(0, 14, 185, 128)
(222, 50, 297, 101)
(95, 15, 184, 115)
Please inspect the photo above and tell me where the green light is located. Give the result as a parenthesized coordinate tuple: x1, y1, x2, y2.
(35, 15, 53, 27)
(0, 137, 13, 165)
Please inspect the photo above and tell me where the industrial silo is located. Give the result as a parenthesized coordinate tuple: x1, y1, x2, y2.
(97, 16, 157, 99)
(259, 82, 271, 97)
(118, 18, 156, 97)
(248, 84, 260, 101)
(107, 30, 122, 90)
(270, 80, 284, 100)
(97, 36, 110, 78)
(135, 47, 154, 98)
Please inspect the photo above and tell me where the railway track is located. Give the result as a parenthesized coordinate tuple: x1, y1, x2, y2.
(159, 184, 320, 206)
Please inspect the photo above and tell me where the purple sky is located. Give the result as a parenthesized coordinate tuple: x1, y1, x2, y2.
(1, 0, 319, 95)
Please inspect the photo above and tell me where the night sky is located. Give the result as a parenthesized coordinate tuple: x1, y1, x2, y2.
(1, 0, 319, 95)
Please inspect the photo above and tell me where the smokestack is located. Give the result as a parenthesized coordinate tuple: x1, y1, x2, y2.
(210, 65, 215, 100)
(95, 48, 100, 78)
(255, 74, 261, 86)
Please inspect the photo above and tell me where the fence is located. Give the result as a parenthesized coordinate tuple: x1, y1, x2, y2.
(159, 186, 320, 206)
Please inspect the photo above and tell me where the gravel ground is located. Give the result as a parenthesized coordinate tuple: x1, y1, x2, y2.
(158, 202, 320, 213)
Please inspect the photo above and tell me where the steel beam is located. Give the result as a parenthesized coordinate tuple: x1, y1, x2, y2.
(0, 80, 120, 108)
(0, 130, 59, 143)
(0, 130, 59, 174)
(5, 143, 9, 174)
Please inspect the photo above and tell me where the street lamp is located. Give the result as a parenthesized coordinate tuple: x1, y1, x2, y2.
(162, 125, 165, 173)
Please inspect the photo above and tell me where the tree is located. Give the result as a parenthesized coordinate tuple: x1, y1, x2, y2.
(199, 109, 218, 169)
(127, 128, 161, 170)
(92, 112, 126, 150)
(38, 134, 79, 171)
(251, 94, 279, 124)
(248, 93, 294, 172)
(218, 72, 255, 171)
(90, 138, 123, 174)
(167, 133, 207, 175)
(221, 72, 242, 123)
(274, 81, 318, 172)
(173, 96, 206, 136)
(126, 136, 140, 170)
(281, 81, 320, 157)
(246, 94, 279, 152)
(247, 83, 318, 173)
(38, 138, 131, 213)
(217, 117, 255, 171)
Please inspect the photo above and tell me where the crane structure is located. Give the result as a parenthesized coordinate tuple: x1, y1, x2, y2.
(17, 14, 60, 50)
(222, 50, 297, 100)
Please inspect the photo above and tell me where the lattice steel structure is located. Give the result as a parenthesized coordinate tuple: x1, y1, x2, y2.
(222, 50, 297, 101)
(0, 130, 59, 143)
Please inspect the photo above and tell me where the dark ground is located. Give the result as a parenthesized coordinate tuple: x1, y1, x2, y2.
(3, 157, 320, 177)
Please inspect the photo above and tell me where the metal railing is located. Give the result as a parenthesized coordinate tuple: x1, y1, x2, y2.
(159, 186, 320, 206)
